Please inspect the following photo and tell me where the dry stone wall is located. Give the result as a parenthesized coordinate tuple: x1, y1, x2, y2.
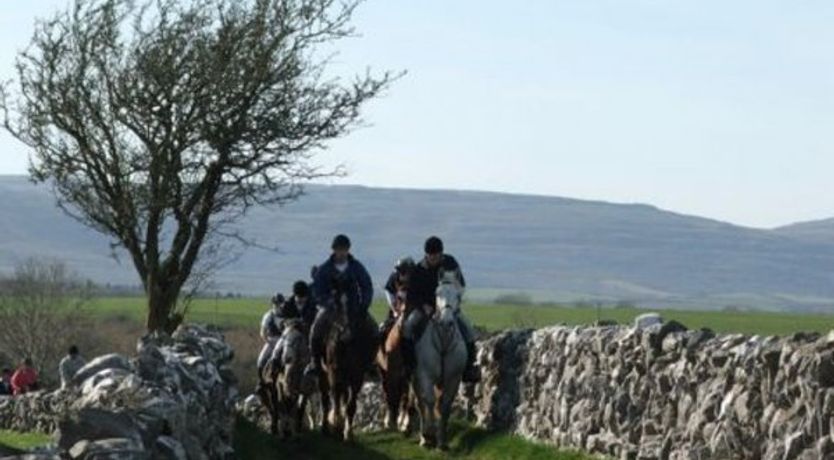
(0, 324, 238, 460)
(470, 324, 834, 460)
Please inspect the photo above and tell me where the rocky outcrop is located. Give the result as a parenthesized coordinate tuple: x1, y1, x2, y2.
(0, 324, 238, 460)
(470, 324, 834, 460)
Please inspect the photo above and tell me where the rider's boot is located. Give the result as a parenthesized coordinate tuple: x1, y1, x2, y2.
(255, 365, 266, 393)
(462, 340, 481, 383)
(402, 337, 416, 372)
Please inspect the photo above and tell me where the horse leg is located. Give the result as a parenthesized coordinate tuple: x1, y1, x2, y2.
(383, 370, 399, 431)
(344, 378, 363, 442)
(415, 372, 436, 448)
(437, 376, 461, 451)
(330, 382, 344, 437)
(319, 378, 331, 435)
(399, 380, 415, 435)
(297, 393, 308, 433)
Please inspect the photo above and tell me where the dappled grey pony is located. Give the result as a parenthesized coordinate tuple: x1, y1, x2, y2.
(272, 319, 314, 437)
(413, 274, 467, 449)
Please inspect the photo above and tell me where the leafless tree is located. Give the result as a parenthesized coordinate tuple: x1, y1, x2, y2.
(0, 259, 92, 386)
(1, 0, 396, 332)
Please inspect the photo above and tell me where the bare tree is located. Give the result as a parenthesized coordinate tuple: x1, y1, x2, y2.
(0, 259, 92, 386)
(1, 0, 396, 332)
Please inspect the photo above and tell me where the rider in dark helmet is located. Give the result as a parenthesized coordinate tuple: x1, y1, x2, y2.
(405, 236, 480, 383)
(304, 234, 375, 378)
(379, 257, 416, 337)
(281, 280, 316, 333)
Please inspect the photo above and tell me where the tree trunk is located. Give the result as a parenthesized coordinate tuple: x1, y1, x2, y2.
(146, 279, 182, 334)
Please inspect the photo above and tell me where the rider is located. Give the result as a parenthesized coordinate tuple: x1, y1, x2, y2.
(268, 280, 316, 372)
(282, 280, 317, 333)
(257, 292, 286, 380)
(304, 234, 375, 378)
(405, 236, 481, 383)
(379, 256, 416, 337)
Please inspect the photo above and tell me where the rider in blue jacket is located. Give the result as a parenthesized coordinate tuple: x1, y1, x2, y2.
(305, 234, 375, 377)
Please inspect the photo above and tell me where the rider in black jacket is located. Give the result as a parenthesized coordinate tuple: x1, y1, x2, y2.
(404, 236, 480, 383)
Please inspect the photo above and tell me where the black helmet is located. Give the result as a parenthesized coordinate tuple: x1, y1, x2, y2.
(331, 234, 351, 250)
(424, 236, 444, 254)
(293, 280, 310, 297)
(395, 257, 415, 274)
(270, 292, 285, 307)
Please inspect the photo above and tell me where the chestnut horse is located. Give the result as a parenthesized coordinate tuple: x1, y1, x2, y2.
(376, 279, 416, 433)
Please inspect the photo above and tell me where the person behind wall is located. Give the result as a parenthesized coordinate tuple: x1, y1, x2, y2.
(10, 358, 39, 395)
(59, 345, 87, 390)
(0, 368, 12, 396)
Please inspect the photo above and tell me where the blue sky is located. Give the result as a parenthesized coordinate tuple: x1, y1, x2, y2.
(1, 1, 833, 228)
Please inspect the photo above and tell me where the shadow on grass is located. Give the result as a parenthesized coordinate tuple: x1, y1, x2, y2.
(0, 445, 25, 457)
(234, 417, 593, 460)
(234, 417, 393, 460)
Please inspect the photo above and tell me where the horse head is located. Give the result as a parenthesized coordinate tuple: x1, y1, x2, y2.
(329, 274, 353, 342)
(433, 281, 462, 344)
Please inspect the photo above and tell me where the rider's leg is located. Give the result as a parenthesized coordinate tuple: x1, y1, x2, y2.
(379, 308, 396, 336)
(402, 309, 425, 371)
(256, 340, 276, 392)
(305, 308, 332, 377)
(455, 312, 481, 383)
(271, 337, 286, 374)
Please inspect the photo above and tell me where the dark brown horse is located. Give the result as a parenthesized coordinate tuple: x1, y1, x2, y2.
(376, 279, 416, 433)
(318, 278, 377, 441)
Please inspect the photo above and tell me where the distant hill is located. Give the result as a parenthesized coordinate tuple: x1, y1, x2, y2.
(1, 175, 833, 312)
(774, 218, 834, 245)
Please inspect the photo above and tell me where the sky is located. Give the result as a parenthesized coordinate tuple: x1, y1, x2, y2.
(1, 1, 833, 229)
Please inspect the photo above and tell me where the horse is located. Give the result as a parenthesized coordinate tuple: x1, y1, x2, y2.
(376, 279, 417, 433)
(412, 276, 467, 450)
(318, 278, 377, 441)
(258, 318, 312, 438)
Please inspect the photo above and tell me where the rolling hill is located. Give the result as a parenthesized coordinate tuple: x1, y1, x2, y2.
(1, 175, 832, 312)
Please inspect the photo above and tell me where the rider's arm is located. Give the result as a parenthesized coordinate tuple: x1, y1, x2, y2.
(356, 261, 374, 311)
(259, 312, 272, 341)
(446, 255, 466, 288)
(383, 273, 397, 309)
(312, 263, 332, 309)
(384, 290, 396, 310)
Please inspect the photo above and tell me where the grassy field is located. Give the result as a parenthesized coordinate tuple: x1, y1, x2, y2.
(89, 296, 834, 336)
(0, 430, 51, 452)
(234, 418, 590, 460)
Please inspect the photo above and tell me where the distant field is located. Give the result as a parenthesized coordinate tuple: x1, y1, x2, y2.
(88, 296, 834, 336)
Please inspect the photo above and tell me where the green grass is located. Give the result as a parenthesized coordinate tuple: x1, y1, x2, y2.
(89, 296, 834, 336)
(233, 417, 590, 460)
(0, 430, 51, 451)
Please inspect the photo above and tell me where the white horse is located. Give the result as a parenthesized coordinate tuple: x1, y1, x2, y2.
(413, 276, 467, 449)
(269, 318, 312, 438)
